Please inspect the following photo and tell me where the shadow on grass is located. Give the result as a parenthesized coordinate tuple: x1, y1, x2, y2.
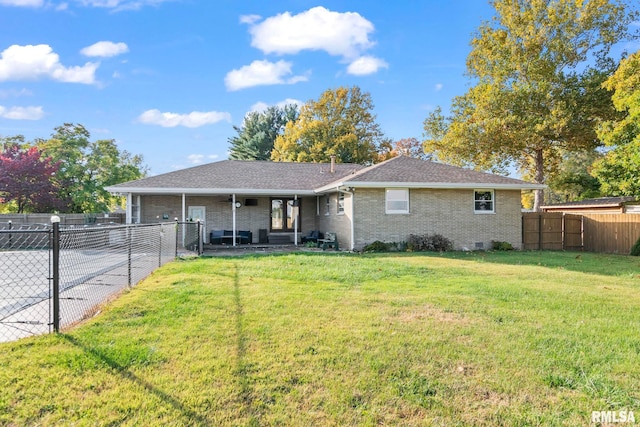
(61, 334, 211, 426)
(379, 250, 640, 278)
(205, 249, 639, 278)
(232, 261, 261, 424)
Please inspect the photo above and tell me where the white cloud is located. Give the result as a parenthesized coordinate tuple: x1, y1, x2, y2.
(0, 0, 43, 7)
(74, 0, 174, 11)
(249, 98, 303, 113)
(187, 154, 219, 165)
(247, 6, 375, 60)
(0, 105, 44, 120)
(137, 109, 231, 128)
(225, 59, 308, 91)
(0, 44, 98, 84)
(248, 101, 269, 113)
(239, 14, 261, 25)
(187, 154, 204, 164)
(81, 41, 129, 57)
(0, 88, 32, 99)
(435, 83, 443, 91)
(346, 56, 388, 76)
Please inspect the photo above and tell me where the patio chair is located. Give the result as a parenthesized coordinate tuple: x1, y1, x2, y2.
(317, 232, 338, 250)
(301, 230, 323, 243)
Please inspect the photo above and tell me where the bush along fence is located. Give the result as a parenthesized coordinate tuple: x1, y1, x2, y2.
(0, 220, 203, 343)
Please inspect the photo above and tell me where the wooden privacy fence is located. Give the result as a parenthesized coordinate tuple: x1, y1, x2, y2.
(523, 213, 640, 254)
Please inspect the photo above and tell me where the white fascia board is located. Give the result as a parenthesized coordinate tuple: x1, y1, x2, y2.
(314, 181, 546, 193)
(104, 187, 317, 196)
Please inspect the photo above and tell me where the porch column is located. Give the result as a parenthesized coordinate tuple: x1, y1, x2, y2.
(294, 194, 298, 246)
(232, 193, 237, 247)
(126, 193, 132, 224)
(181, 193, 186, 222)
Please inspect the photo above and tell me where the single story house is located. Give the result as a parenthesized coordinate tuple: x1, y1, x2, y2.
(106, 156, 544, 250)
(541, 196, 640, 214)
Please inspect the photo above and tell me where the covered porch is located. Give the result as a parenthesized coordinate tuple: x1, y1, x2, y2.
(127, 191, 325, 247)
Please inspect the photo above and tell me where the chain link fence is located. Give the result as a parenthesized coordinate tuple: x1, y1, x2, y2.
(0, 221, 202, 342)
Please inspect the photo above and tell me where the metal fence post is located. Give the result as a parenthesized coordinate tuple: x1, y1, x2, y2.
(197, 220, 203, 255)
(8, 220, 12, 249)
(51, 216, 60, 333)
(175, 219, 179, 259)
(158, 224, 163, 267)
(127, 225, 132, 287)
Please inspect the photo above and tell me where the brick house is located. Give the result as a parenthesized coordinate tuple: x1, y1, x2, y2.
(106, 156, 543, 250)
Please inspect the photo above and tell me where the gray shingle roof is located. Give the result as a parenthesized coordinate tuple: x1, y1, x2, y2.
(107, 156, 542, 195)
(107, 160, 365, 193)
(542, 196, 639, 208)
(321, 156, 542, 190)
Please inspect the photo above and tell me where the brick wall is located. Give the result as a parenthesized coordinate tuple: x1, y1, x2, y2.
(140, 195, 318, 244)
(352, 188, 523, 250)
(317, 192, 353, 249)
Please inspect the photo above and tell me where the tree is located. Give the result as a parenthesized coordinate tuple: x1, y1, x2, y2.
(592, 50, 640, 195)
(228, 105, 299, 161)
(393, 137, 431, 160)
(272, 86, 388, 164)
(546, 149, 602, 203)
(37, 123, 147, 212)
(423, 0, 637, 211)
(0, 143, 65, 213)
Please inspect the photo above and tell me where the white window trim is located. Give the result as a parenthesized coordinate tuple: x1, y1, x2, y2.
(325, 195, 331, 216)
(474, 189, 495, 214)
(386, 188, 410, 214)
(337, 193, 345, 215)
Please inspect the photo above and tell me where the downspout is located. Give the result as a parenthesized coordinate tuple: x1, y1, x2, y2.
(232, 193, 237, 247)
(337, 187, 355, 251)
(181, 193, 186, 247)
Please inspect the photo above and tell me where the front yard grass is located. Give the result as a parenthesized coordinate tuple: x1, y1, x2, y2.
(1, 251, 639, 426)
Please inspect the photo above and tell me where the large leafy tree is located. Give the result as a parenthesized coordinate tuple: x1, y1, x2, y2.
(546, 149, 603, 203)
(0, 143, 65, 213)
(37, 123, 147, 213)
(272, 86, 388, 164)
(423, 0, 637, 211)
(592, 50, 640, 195)
(228, 105, 298, 161)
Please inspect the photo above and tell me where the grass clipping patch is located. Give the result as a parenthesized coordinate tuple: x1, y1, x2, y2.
(1, 252, 640, 426)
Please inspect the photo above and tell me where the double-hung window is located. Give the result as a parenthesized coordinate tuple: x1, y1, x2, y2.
(474, 190, 495, 213)
(386, 188, 409, 214)
(337, 193, 345, 214)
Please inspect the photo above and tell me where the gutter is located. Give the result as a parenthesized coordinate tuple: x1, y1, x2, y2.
(104, 187, 318, 196)
(314, 181, 546, 194)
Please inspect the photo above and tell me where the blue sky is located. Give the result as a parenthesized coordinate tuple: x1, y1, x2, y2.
(0, 0, 568, 175)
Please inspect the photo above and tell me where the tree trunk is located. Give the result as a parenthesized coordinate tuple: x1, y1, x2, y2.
(533, 149, 545, 212)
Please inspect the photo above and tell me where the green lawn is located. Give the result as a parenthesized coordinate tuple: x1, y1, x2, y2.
(1, 251, 639, 426)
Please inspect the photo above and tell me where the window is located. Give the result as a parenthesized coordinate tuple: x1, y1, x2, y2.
(474, 190, 495, 213)
(325, 195, 331, 215)
(337, 193, 345, 214)
(386, 188, 409, 214)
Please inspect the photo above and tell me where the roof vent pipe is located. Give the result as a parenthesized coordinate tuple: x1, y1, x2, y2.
(330, 155, 336, 174)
